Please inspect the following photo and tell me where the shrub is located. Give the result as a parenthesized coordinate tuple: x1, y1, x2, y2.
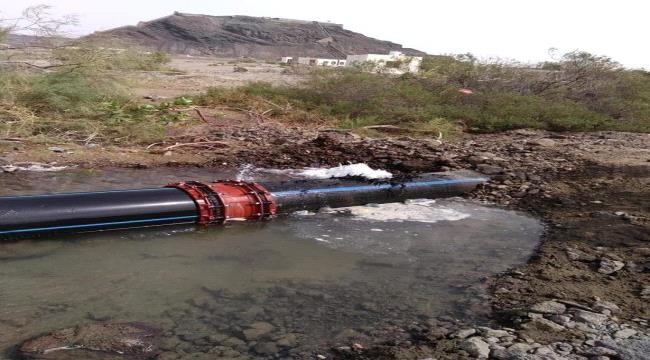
(17, 71, 107, 115)
(196, 60, 648, 134)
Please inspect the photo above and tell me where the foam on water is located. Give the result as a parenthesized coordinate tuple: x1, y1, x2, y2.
(239, 163, 393, 180)
(321, 199, 470, 224)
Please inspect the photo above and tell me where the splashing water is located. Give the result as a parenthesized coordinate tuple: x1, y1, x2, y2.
(297, 163, 393, 179)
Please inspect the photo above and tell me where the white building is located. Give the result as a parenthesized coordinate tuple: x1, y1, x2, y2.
(345, 51, 423, 74)
(296, 57, 346, 67)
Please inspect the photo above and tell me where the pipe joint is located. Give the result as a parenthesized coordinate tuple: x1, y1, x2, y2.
(167, 181, 277, 224)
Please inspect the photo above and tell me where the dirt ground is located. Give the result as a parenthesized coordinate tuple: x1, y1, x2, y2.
(128, 56, 306, 99)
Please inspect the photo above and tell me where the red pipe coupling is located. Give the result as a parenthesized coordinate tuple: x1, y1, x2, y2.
(166, 181, 277, 225)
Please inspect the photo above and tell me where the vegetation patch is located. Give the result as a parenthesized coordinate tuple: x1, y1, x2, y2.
(196, 52, 649, 135)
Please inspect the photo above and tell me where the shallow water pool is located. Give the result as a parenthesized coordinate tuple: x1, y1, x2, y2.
(0, 167, 543, 358)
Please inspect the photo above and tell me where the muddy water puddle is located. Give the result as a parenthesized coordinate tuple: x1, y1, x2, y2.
(0, 167, 543, 358)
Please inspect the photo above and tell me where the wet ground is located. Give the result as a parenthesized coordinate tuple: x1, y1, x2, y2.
(0, 168, 543, 359)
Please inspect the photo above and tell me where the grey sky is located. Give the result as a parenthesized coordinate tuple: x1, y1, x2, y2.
(3, 0, 648, 69)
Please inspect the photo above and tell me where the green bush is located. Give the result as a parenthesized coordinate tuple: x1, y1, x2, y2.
(196, 61, 649, 134)
(17, 71, 107, 115)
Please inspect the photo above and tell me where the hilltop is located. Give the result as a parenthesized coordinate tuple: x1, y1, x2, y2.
(85, 12, 426, 58)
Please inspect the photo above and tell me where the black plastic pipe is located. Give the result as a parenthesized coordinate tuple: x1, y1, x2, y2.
(265, 172, 485, 212)
(0, 172, 486, 239)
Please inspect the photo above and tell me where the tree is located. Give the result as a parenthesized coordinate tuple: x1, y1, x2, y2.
(0, 5, 78, 71)
(1, 5, 77, 39)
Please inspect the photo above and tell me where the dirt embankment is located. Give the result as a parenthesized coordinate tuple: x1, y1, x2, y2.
(4, 121, 649, 359)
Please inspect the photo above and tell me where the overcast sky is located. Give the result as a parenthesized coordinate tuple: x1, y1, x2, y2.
(2, 0, 648, 69)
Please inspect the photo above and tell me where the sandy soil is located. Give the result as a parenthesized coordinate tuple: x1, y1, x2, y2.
(127, 56, 306, 99)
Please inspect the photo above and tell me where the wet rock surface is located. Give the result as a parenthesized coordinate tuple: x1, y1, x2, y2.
(18, 322, 160, 359)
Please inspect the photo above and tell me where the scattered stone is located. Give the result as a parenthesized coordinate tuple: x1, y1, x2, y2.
(640, 286, 650, 297)
(530, 300, 566, 314)
(276, 333, 298, 347)
(551, 342, 573, 355)
(613, 328, 637, 339)
(19, 322, 160, 358)
(580, 346, 617, 357)
(521, 317, 566, 332)
(48, 146, 65, 153)
(604, 337, 650, 360)
(459, 336, 490, 358)
(598, 258, 625, 274)
(242, 322, 274, 340)
(476, 164, 504, 175)
(529, 138, 556, 147)
(566, 248, 598, 262)
(453, 328, 477, 339)
(592, 301, 621, 314)
(483, 329, 510, 338)
(254, 341, 278, 355)
(548, 315, 572, 327)
(222, 336, 247, 351)
(573, 310, 608, 326)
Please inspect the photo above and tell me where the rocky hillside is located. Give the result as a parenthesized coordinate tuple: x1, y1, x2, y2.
(86, 12, 425, 59)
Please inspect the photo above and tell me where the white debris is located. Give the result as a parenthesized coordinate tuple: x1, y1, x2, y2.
(1, 162, 70, 172)
(297, 164, 392, 180)
(293, 210, 316, 216)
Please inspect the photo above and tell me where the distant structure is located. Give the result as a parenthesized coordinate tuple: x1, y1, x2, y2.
(346, 51, 423, 73)
(281, 56, 346, 67)
(281, 51, 422, 73)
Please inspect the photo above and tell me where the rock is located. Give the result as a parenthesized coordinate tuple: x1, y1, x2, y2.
(222, 336, 247, 350)
(358, 301, 379, 312)
(428, 326, 450, 339)
(508, 343, 533, 353)
(592, 301, 620, 314)
(598, 258, 625, 274)
(640, 286, 650, 297)
(566, 248, 597, 262)
(242, 322, 274, 340)
(521, 317, 566, 332)
(549, 315, 572, 326)
(573, 310, 608, 326)
(483, 329, 510, 338)
(276, 333, 298, 347)
(534, 346, 554, 355)
(19, 322, 160, 358)
(254, 341, 278, 355)
(530, 138, 556, 147)
(48, 146, 65, 153)
(530, 301, 566, 314)
(1, 165, 18, 173)
(459, 337, 490, 358)
(604, 337, 650, 360)
(491, 343, 537, 360)
(453, 328, 477, 339)
(551, 342, 573, 355)
(613, 328, 637, 339)
(476, 164, 503, 175)
(580, 346, 617, 356)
